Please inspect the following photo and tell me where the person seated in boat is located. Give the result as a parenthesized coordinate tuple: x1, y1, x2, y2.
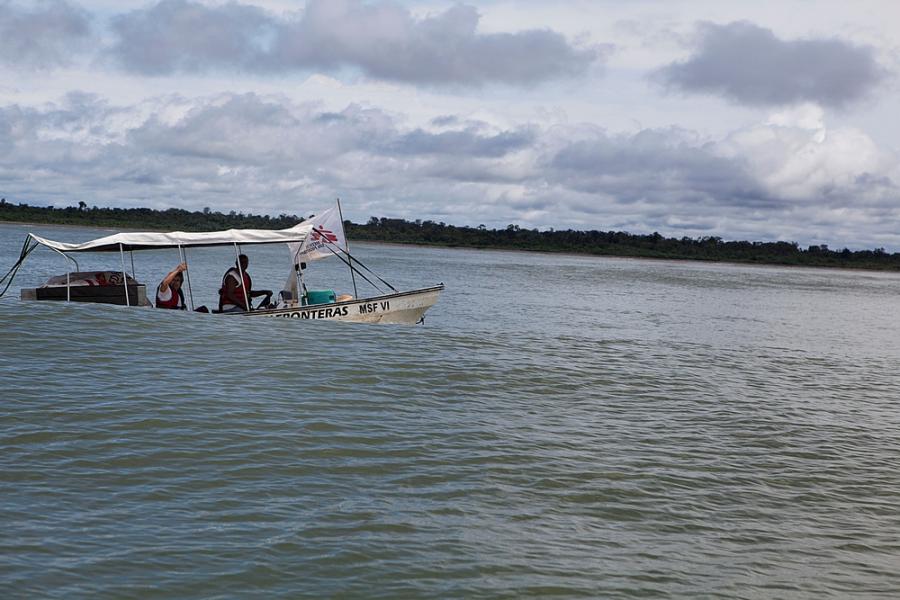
(156, 262, 187, 310)
(218, 254, 272, 312)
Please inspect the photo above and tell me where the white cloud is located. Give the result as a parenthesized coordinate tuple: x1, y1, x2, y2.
(719, 104, 893, 202)
(4, 1, 900, 251)
(4, 89, 900, 250)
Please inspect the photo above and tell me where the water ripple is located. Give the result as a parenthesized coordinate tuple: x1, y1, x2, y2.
(3, 227, 900, 598)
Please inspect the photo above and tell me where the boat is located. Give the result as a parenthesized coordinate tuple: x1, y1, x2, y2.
(1, 204, 443, 325)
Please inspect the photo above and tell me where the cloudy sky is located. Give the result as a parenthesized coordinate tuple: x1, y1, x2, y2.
(2, 0, 900, 249)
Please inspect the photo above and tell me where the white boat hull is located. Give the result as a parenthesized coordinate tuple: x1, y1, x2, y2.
(237, 284, 444, 324)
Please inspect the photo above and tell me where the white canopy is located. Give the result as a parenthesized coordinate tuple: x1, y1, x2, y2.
(28, 222, 314, 253)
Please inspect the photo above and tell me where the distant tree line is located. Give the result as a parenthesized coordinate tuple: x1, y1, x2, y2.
(3, 198, 900, 270)
(346, 217, 900, 270)
(0, 198, 303, 231)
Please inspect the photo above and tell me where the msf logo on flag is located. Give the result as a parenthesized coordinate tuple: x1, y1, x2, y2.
(287, 205, 346, 266)
(312, 228, 339, 244)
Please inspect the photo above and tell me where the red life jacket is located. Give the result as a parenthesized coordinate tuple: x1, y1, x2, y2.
(156, 284, 184, 309)
(219, 268, 252, 309)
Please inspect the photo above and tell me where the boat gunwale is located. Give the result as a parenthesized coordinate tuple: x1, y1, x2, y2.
(232, 284, 445, 317)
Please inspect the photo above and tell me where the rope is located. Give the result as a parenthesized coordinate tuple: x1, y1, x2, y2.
(315, 242, 387, 294)
(311, 227, 398, 293)
(0, 236, 40, 299)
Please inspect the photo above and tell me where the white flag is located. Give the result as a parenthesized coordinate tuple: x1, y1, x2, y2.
(288, 205, 346, 264)
(283, 205, 346, 299)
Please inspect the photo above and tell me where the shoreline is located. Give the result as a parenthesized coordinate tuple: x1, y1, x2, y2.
(1, 219, 159, 233)
(3, 219, 897, 275)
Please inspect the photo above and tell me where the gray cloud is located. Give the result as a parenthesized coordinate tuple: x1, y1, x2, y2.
(4, 92, 900, 249)
(383, 127, 537, 157)
(129, 94, 303, 163)
(107, 0, 601, 85)
(546, 128, 771, 207)
(431, 115, 461, 127)
(0, 92, 537, 211)
(0, 0, 92, 69)
(109, 0, 272, 75)
(654, 21, 886, 108)
(270, 1, 601, 85)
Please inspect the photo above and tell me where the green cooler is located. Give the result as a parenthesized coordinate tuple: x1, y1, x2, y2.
(305, 289, 336, 305)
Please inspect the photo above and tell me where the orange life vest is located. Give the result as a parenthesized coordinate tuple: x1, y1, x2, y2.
(156, 285, 184, 309)
(219, 268, 251, 310)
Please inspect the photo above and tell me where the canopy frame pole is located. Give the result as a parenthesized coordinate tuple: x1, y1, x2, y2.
(289, 245, 308, 305)
(233, 243, 250, 311)
(296, 253, 308, 305)
(337, 198, 358, 298)
(178, 245, 194, 311)
(46, 247, 78, 302)
(130, 251, 136, 283)
(119, 243, 130, 307)
(289, 247, 301, 305)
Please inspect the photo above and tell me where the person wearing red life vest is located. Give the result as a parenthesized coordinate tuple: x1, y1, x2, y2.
(156, 262, 187, 310)
(219, 254, 272, 312)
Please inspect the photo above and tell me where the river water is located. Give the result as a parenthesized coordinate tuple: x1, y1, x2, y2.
(2, 222, 900, 598)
